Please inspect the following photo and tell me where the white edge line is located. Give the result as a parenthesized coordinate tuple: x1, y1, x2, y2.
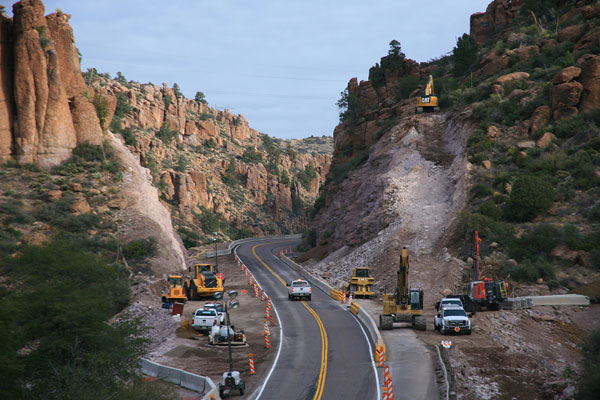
(352, 313, 381, 400)
(234, 246, 284, 400)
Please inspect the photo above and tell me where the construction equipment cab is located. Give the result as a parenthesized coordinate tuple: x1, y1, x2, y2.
(379, 247, 426, 331)
(343, 267, 375, 298)
(415, 75, 440, 114)
(161, 275, 187, 303)
(468, 231, 509, 310)
(184, 263, 224, 300)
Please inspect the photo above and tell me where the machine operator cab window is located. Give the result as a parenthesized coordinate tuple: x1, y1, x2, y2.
(409, 289, 423, 310)
(167, 276, 182, 285)
(355, 269, 369, 278)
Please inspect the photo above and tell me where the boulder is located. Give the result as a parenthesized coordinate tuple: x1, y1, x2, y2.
(550, 81, 583, 109)
(552, 66, 582, 85)
(0, 15, 13, 163)
(46, 189, 62, 202)
(529, 106, 551, 134)
(536, 132, 556, 148)
(558, 23, 587, 43)
(67, 182, 82, 192)
(553, 107, 579, 121)
(482, 160, 492, 169)
(517, 141, 535, 149)
(505, 45, 539, 62)
(574, 28, 600, 52)
(492, 72, 530, 95)
(70, 196, 91, 214)
(487, 125, 500, 140)
(577, 54, 600, 113)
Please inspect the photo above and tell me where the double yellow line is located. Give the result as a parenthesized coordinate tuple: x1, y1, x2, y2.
(251, 243, 328, 400)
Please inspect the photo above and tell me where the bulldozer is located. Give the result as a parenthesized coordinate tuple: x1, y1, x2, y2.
(183, 263, 224, 300)
(161, 275, 188, 303)
(343, 267, 375, 298)
(379, 247, 426, 331)
(415, 75, 440, 114)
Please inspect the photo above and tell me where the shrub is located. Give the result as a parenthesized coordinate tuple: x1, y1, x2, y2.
(222, 160, 238, 186)
(157, 123, 177, 144)
(394, 75, 420, 101)
(114, 92, 132, 117)
(553, 115, 587, 138)
(0, 199, 34, 225)
(479, 200, 502, 220)
(509, 224, 561, 261)
(92, 94, 109, 129)
(204, 138, 217, 148)
(506, 175, 554, 221)
(500, 257, 555, 282)
(241, 147, 263, 164)
(123, 238, 157, 259)
(297, 164, 317, 191)
(588, 203, 600, 222)
(369, 63, 386, 88)
(578, 329, 600, 399)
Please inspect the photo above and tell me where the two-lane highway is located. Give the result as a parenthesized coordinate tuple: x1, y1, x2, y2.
(236, 239, 378, 400)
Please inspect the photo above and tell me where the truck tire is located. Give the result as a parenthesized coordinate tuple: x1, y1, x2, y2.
(307, 295, 311, 301)
(183, 282, 191, 300)
(190, 284, 198, 300)
(379, 315, 393, 330)
(413, 316, 427, 331)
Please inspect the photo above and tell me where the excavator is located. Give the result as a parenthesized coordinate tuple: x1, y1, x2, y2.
(468, 231, 510, 310)
(183, 263, 224, 300)
(379, 247, 426, 331)
(415, 75, 440, 114)
(343, 267, 375, 298)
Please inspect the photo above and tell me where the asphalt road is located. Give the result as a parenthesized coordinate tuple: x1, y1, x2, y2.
(236, 239, 378, 400)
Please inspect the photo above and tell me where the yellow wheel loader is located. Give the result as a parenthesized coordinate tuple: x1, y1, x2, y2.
(183, 263, 224, 300)
(343, 267, 375, 298)
(161, 275, 188, 303)
(379, 247, 426, 331)
(415, 75, 440, 114)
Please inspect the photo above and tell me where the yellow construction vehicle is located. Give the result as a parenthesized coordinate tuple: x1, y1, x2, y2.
(161, 275, 188, 303)
(183, 263, 224, 300)
(343, 267, 375, 298)
(379, 247, 426, 331)
(415, 75, 440, 114)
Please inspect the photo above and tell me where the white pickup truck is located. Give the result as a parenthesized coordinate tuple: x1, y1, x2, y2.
(287, 279, 312, 301)
(434, 305, 472, 335)
(192, 308, 220, 331)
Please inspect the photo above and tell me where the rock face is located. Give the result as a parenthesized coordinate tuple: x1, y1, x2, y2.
(1, 0, 103, 167)
(577, 54, 600, 113)
(470, 0, 524, 46)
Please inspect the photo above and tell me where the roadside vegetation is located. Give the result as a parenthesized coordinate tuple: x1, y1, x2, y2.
(0, 147, 174, 399)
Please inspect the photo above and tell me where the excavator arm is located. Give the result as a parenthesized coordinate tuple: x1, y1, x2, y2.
(424, 75, 434, 96)
(396, 247, 409, 308)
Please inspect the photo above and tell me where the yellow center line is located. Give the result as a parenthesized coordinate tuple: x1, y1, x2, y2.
(251, 242, 328, 400)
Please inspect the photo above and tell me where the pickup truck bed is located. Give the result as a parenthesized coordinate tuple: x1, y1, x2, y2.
(288, 279, 312, 301)
(192, 308, 219, 331)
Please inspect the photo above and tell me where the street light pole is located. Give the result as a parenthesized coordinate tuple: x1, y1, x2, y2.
(213, 231, 219, 273)
(225, 304, 233, 372)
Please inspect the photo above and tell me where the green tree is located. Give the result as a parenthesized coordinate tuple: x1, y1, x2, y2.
(506, 175, 554, 221)
(157, 122, 177, 144)
(0, 237, 157, 399)
(453, 34, 478, 76)
(222, 159, 238, 186)
(242, 147, 263, 164)
(336, 88, 363, 125)
(115, 71, 127, 84)
(114, 92, 133, 117)
(195, 91, 207, 103)
(172, 83, 182, 98)
(92, 94, 108, 129)
(388, 39, 405, 58)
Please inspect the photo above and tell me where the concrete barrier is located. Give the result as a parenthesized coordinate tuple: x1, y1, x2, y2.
(205, 234, 302, 258)
(527, 294, 590, 306)
(140, 358, 218, 399)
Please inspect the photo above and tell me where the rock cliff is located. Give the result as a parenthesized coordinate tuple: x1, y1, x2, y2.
(2, 0, 102, 167)
(304, 1, 599, 398)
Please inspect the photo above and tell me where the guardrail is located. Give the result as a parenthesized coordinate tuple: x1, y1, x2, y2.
(205, 234, 302, 258)
(140, 358, 218, 399)
(279, 254, 387, 362)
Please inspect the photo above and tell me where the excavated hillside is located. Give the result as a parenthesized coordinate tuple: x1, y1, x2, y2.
(301, 0, 600, 398)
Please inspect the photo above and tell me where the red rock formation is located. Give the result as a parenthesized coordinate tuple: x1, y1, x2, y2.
(2, 0, 103, 167)
(577, 54, 600, 113)
(0, 14, 13, 162)
(470, 0, 523, 46)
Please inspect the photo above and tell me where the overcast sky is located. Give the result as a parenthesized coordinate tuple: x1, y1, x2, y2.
(5, 0, 490, 139)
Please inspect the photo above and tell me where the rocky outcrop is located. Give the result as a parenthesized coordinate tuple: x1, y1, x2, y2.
(577, 54, 600, 113)
(2, 0, 103, 167)
(470, 0, 524, 46)
(0, 14, 13, 162)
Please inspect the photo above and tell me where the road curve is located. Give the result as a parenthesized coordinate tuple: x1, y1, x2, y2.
(236, 239, 377, 400)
